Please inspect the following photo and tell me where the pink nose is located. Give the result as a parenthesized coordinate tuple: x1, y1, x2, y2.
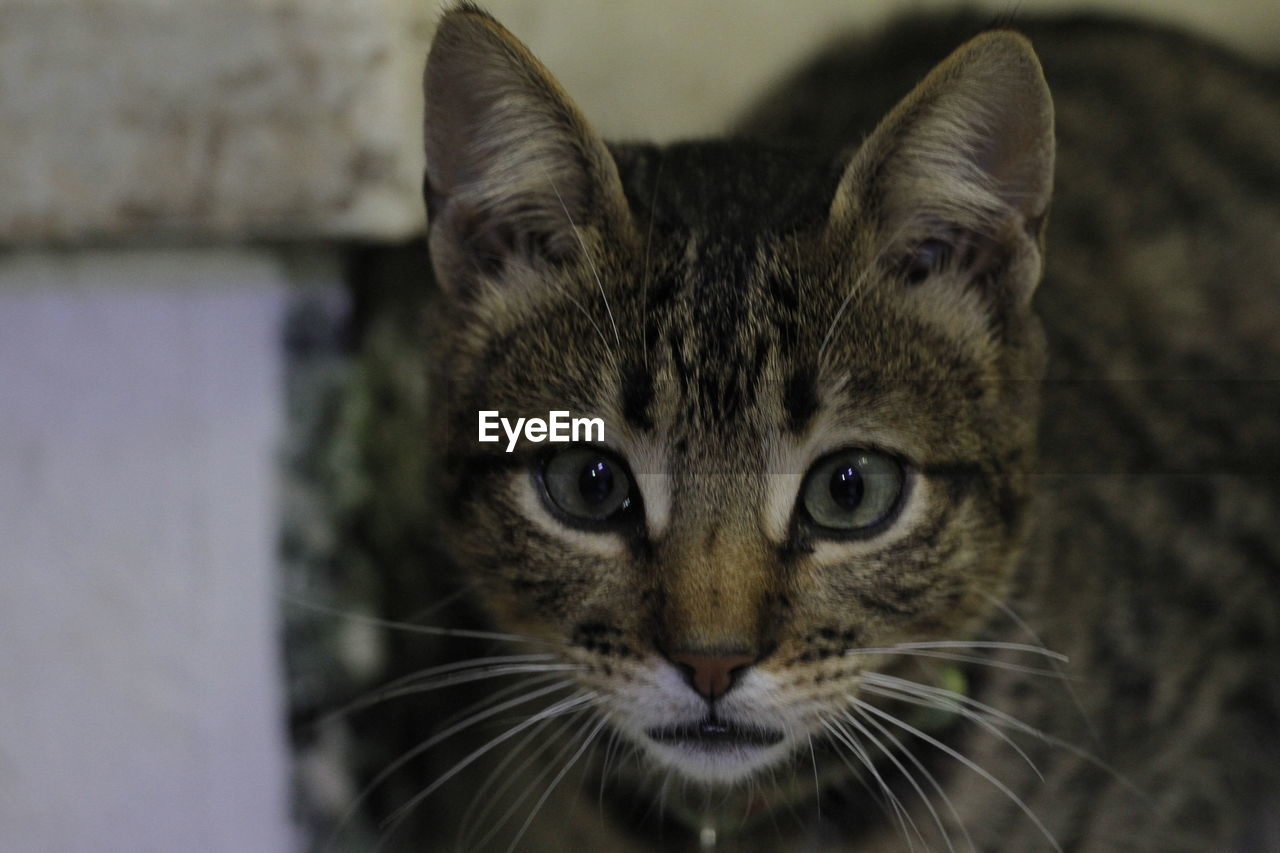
(669, 651, 756, 701)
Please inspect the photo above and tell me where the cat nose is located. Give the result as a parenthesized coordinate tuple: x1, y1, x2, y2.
(668, 650, 757, 701)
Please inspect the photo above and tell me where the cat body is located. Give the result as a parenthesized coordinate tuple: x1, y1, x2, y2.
(316, 8, 1280, 852)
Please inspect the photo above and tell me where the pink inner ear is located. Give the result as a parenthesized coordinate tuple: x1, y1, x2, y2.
(971, 98, 1053, 220)
(830, 31, 1053, 239)
(423, 8, 633, 292)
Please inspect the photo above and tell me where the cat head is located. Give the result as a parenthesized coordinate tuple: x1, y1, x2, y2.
(423, 6, 1053, 786)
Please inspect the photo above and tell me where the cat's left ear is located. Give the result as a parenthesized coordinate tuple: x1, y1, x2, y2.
(830, 30, 1054, 312)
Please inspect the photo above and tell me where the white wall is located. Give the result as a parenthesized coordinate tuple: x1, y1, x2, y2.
(477, 0, 1279, 142)
(0, 250, 299, 853)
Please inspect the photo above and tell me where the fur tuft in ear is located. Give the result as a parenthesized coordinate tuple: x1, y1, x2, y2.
(423, 7, 631, 294)
(831, 30, 1055, 310)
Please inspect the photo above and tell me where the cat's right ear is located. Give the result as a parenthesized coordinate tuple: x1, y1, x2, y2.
(829, 30, 1054, 315)
(423, 7, 632, 296)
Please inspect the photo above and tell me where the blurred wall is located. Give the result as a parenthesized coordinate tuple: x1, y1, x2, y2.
(480, 0, 1279, 143)
(0, 251, 301, 853)
(2, 0, 1274, 244)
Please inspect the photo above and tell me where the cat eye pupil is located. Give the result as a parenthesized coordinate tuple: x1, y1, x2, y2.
(578, 459, 615, 505)
(829, 465, 864, 510)
(540, 446, 635, 527)
(800, 449, 905, 535)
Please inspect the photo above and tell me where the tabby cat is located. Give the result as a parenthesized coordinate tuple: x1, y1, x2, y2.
(303, 5, 1280, 851)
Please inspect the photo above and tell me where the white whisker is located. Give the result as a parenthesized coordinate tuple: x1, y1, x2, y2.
(381, 690, 600, 844)
(283, 594, 563, 647)
(319, 661, 577, 728)
(862, 671, 1147, 805)
(823, 717, 921, 851)
(433, 671, 575, 732)
(598, 722, 625, 813)
(980, 592, 1100, 744)
(844, 646, 1071, 679)
(541, 166, 621, 351)
(860, 671, 1049, 778)
(850, 696, 1062, 853)
(505, 712, 609, 852)
(640, 153, 665, 374)
(456, 710, 575, 850)
(847, 640, 1068, 661)
(860, 676, 1039, 778)
(818, 219, 915, 365)
(851, 701, 976, 853)
(326, 679, 579, 851)
(806, 732, 822, 821)
(844, 706, 958, 853)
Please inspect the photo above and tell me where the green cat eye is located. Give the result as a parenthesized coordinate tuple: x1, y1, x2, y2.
(541, 446, 634, 524)
(800, 450, 904, 533)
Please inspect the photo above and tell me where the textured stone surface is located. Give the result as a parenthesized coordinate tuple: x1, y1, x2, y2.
(1, 0, 1274, 244)
(0, 0, 432, 242)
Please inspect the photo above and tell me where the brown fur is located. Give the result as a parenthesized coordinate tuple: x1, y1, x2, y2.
(292, 7, 1280, 851)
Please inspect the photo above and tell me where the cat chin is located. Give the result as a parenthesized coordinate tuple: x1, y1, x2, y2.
(639, 735, 795, 786)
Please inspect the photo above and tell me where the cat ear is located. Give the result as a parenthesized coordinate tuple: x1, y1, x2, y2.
(830, 31, 1054, 312)
(423, 7, 631, 293)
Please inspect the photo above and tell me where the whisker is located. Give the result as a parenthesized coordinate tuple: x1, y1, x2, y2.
(541, 166, 621, 351)
(397, 585, 472, 624)
(742, 772, 759, 825)
(851, 702, 976, 853)
(861, 672, 1147, 805)
(844, 647, 1072, 679)
(820, 719, 898, 823)
(640, 152, 665, 374)
(850, 696, 1063, 853)
(979, 591, 1100, 744)
(847, 640, 1068, 661)
(598, 723, 625, 813)
(818, 219, 915, 365)
(806, 733, 822, 821)
(860, 678, 1045, 782)
(381, 690, 600, 845)
(843, 706, 958, 853)
(764, 764, 792, 838)
(283, 595, 564, 647)
(563, 290, 618, 358)
(466, 708, 594, 851)
(456, 710, 574, 850)
(326, 679, 580, 851)
(480, 253, 617, 362)
(505, 712, 609, 852)
(433, 671, 571, 732)
(317, 659, 575, 728)
(823, 718, 921, 851)
(379, 663, 579, 700)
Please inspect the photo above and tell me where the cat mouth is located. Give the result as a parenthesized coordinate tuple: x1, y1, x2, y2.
(646, 718, 785, 750)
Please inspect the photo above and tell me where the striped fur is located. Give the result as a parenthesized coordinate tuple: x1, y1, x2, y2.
(309, 9, 1280, 851)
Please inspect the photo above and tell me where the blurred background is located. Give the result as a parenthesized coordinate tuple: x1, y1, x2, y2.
(1, 1, 1276, 851)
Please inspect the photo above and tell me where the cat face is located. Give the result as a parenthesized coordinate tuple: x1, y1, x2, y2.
(423, 8, 1052, 786)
